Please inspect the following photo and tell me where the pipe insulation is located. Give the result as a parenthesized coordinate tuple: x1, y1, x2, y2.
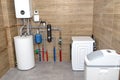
(59, 31, 62, 62)
(42, 46, 45, 61)
(59, 48, 62, 62)
(53, 46, 56, 62)
(52, 37, 56, 62)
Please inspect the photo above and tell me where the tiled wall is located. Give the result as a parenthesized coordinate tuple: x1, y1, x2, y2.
(0, 0, 9, 78)
(6, 0, 17, 68)
(93, 0, 120, 52)
(32, 0, 94, 62)
(112, 0, 120, 53)
(0, 0, 17, 78)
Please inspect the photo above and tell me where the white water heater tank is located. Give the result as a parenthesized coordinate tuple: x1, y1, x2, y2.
(14, 35, 35, 70)
(14, 0, 32, 18)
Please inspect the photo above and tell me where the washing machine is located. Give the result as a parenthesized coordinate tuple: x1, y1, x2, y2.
(71, 36, 94, 70)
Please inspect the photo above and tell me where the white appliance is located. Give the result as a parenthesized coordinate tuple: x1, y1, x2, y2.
(71, 36, 94, 70)
(14, 0, 32, 18)
(85, 49, 120, 80)
(33, 10, 40, 22)
(14, 35, 35, 70)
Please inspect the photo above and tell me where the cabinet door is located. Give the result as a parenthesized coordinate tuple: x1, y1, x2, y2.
(72, 42, 93, 70)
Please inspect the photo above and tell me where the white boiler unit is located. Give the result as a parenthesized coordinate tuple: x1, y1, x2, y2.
(71, 36, 94, 70)
(14, 0, 32, 18)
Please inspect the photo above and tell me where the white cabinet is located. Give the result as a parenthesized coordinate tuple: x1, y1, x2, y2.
(71, 36, 94, 70)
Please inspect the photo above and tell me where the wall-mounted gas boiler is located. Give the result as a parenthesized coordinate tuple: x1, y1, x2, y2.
(14, 0, 32, 18)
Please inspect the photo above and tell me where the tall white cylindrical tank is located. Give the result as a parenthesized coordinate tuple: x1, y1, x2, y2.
(14, 35, 35, 70)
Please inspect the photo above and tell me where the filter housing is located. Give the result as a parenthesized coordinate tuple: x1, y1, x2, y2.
(14, 0, 32, 18)
(85, 49, 120, 80)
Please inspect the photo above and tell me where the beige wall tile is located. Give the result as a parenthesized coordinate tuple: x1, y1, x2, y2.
(93, 0, 120, 53)
(0, 49, 9, 78)
(0, 0, 17, 78)
(32, 0, 94, 62)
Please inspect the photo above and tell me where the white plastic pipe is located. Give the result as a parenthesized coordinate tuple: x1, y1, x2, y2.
(27, 19, 30, 35)
(20, 26, 25, 36)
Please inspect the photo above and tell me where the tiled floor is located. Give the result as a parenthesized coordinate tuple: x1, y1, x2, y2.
(0, 62, 84, 80)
